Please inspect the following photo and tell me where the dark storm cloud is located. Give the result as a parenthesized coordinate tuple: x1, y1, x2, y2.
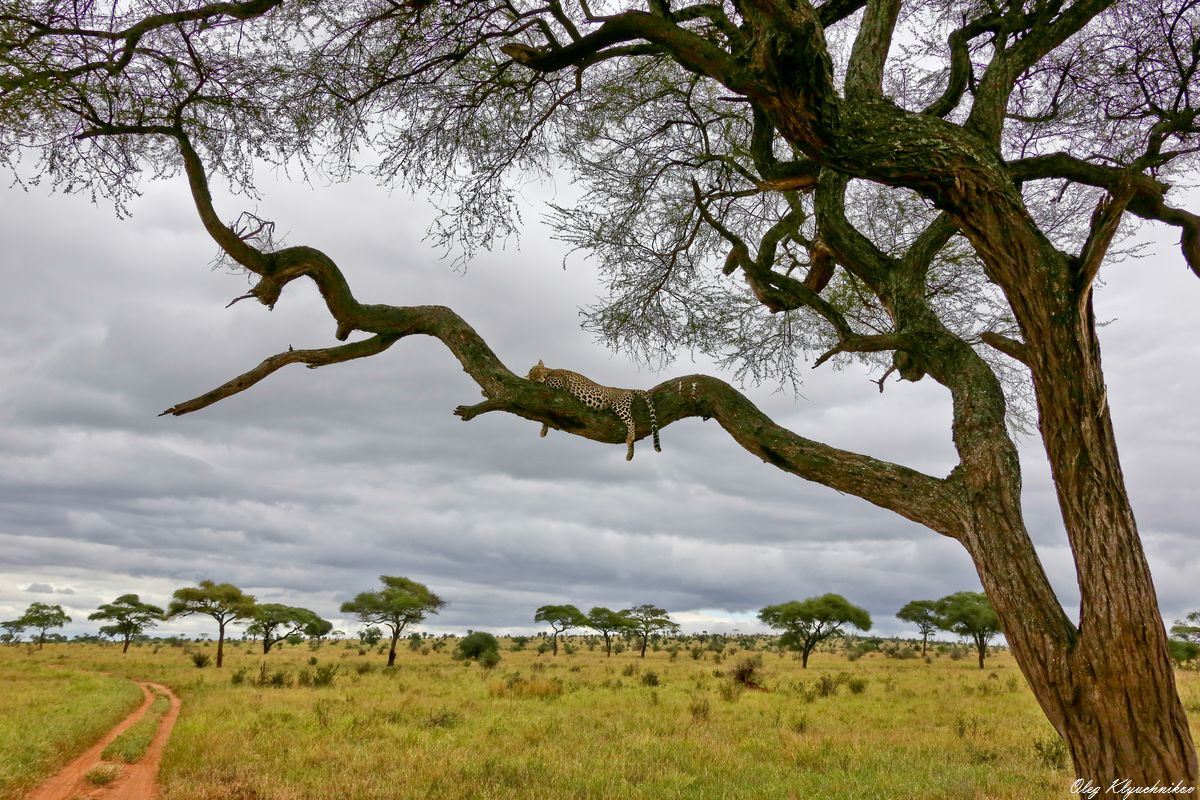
(0, 176, 1197, 640)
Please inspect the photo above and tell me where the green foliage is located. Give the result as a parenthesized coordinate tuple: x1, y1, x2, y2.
(1170, 611, 1200, 645)
(340, 576, 443, 661)
(14, 602, 71, 648)
(88, 595, 164, 651)
(455, 631, 500, 663)
(167, 581, 256, 623)
(1032, 735, 1069, 770)
(621, 605, 680, 657)
(1168, 638, 1200, 667)
(534, 605, 586, 655)
(191, 652, 212, 668)
(246, 604, 327, 654)
(759, 595, 872, 667)
(933, 592, 1002, 667)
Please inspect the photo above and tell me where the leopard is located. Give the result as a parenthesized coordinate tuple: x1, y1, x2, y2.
(526, 360, 661, 461)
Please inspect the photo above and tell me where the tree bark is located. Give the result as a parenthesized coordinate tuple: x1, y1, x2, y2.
(216, 622, 225, 668)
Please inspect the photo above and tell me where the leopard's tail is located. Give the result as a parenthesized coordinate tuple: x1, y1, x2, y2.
(641, 391, 662, 453)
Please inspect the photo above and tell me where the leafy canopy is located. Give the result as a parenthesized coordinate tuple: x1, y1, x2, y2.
(340, 575, 444, 633)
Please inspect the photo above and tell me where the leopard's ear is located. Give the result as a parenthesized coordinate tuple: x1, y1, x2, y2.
(536, 359, 544, 367)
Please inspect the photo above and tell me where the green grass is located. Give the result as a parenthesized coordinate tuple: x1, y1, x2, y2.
(85, 763, 123, 786)
(102, 691, 171, 763)
(0, 655, 143, 799)
(1, 641, 1197, 800)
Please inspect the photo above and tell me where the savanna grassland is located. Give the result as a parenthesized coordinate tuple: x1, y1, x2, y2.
(2, 640, 1198, 800)
(0, 657, 143, 798)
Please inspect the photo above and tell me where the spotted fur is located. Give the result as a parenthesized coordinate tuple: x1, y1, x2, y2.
(527, 360, 661, 461)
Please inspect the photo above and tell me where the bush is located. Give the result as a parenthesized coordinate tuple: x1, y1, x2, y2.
(190, 652, 211, 668)
(815, 674, 838, 697)
(847, 678, 868, 695)
(688, 696, 710, 723)
(231, 667, 248, 685)
(731, 656, 764, 688)
(455, 631, 500, 663)
(1033, 735, 1069, 770)
(641, 671, 660, 687)
(479, 649, 501, 670)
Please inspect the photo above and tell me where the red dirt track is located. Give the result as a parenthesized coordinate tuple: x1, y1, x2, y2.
(24, 680, 181, 800)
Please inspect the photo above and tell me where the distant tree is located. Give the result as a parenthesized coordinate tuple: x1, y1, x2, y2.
(455, 631, 500, 666)
(340, 576, 444, 666)
(167, 581, 257, 668)
(533, 604, 586, 656)
(623, 605, 680, 659)
(246, 604, 327, 654)
(935, 592, 1002, 670)
(1170, 611, 1200, 646)
(0, 619, 25, 645)
(586, 607, 636, 657)
(88, 594, 165, 653)
(17, 602, 71, 649)
(358, 626, 383, 647)
(759, 594, 872, 668)
(896, 600, 941, 656)
(304, 617, 334, 642)
(1168, 639, 1199, 669)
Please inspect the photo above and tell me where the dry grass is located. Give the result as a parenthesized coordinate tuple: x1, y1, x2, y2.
(2, 640, 1197, 800)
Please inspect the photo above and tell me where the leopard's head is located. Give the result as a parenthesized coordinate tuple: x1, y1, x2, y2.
(527, 359, 549, 383)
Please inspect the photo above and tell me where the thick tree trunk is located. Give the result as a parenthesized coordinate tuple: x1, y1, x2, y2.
(947, 204, 1199, 785)
(122, 636, 131, 654)
(387, 631, 398, 667)
(216, 623, 225, 668)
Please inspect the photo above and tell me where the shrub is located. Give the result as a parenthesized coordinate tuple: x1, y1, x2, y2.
(847, 678, 868, 695)
(489, 673, 564, 699)
(731, 656, 764, 688)
(231, 667, 248, 685)
(612, 642, 626, 654)
(355, 662, 375, 675)
(308, 656, 319, 665)
(1033, 735, 1069, 770)
(479, 649, 501, 670)
(622, 663, 639, 677)
(789, 714, 809, 734)
(641, 671, 660, 687)
(815, 675, 838, 697)
(297, 668, 313, 687)
(688, 696, 711, 723)
(455, 631, 500, 663)
(190, 652, 211, 668)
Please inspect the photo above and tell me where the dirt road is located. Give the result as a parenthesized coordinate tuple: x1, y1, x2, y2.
(24, 680, 181, 800)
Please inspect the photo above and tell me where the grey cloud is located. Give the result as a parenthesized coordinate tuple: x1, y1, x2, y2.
(25, 582, 54, 593)
(1, 177, 1197, 643)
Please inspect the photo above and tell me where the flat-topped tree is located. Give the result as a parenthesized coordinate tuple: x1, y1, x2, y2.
(935, 592, 1002, 670)
(340, 576, 444, 667)
(167, 581, 257, 668)
(16, 603, 71, 650)
(88, 594, 165, 653)
(623, 605, 680, 658)
(246, 604, 328, 654)
(760, 594, 871, 668)
(534, 604, 587, 656)
(896, 600, 940, 656)
(4, 0, 1198, 784)
(586, 607, 636, 657)
(0, 620, 26, 645)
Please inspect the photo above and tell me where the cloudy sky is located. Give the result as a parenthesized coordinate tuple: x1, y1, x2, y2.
(0, 168, 1197, 642)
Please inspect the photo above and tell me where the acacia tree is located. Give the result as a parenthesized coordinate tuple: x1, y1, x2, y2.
(2, 0, 1198, 784)
(935, 591, 1002, 670)
(623, 604, 680, 658)
(246, 604, 327, 654)
(167, 581, 257, 667)
(586, 606, 636, 657)
(760, 594, 871, 668)
(896, 599, 941, 656)
(534, 604, 586, 655)
(88, 594, 165, 653)
(0, 620, 25, 645)
(340, 576, 444, 666)
(1171, 611, 1200, 645)
(16, 603, 70, 649)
